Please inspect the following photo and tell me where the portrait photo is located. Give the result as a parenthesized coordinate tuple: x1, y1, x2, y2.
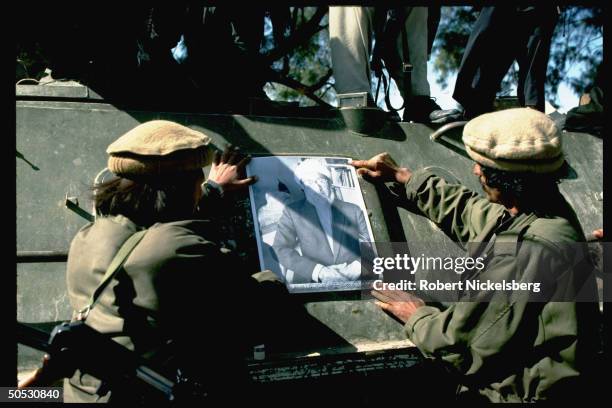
(247, 156, 376, 292)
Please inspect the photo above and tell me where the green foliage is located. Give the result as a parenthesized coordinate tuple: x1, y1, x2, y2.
(263, 7, 336, 106)
(266, 6, 602, 109)
(430, 6, 603, 107)
(17, 42, 49, 80)
(546, 7, 603, 105)
(19, 5, 599, 109)
(430, 7, 477, 89)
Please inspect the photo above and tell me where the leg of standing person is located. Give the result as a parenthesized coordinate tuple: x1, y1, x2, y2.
(427, 6, 441, 59)
(329, 6, 376, 101)
(516, 6, 559, 112)
(390, 7, 440, 122)
(452, 6, 524, 118)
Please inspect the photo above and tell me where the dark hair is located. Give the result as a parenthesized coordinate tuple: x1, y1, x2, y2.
(480, 165, 560, 207)
(93, 170, 203, 227)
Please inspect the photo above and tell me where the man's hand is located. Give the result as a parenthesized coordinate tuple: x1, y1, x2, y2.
(317, 263, 359, 282)
(339, 260, 361, 280)
(349, 153, 412, 184)
(592, 228, 603, 240)
(371, 289, 424, 323)
(208, 145, 257, 192)
(18, 354, 51, 388)
(317, 265, 343, 282)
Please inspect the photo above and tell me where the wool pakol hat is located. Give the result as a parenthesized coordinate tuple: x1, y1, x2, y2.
(462, 108, 564, 173)
(106, 120, 212, 176)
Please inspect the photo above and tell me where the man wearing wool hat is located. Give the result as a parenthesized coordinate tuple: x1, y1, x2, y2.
(273, 158, 371, 284)
(351, 108, 600, 402)
(60, 120, 279, 403)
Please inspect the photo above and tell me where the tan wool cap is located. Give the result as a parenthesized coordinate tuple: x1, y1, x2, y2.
(106, 120, 212, 176)
(462, 108, 564, 173)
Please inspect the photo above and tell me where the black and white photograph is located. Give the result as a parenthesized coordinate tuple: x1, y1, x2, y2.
(247, 156, 376, 292)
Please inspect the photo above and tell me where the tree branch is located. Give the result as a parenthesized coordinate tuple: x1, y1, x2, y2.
(306, 68, 333, 93)
(262, 7, 327, 63)
(267, 68, 333, 108)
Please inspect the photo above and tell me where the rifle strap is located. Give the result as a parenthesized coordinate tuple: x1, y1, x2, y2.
(76, 229, 148, 321)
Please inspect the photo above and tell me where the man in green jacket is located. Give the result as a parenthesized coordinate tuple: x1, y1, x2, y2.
(351, 108, 601, 402)
(61, 121, 279, 403)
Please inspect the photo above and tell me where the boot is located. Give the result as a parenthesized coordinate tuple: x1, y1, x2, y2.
(403, 96, 442, 123)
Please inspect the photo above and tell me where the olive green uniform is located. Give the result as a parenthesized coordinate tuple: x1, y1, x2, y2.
(402, 169, 600, 402)
(63, 184, 279, 403)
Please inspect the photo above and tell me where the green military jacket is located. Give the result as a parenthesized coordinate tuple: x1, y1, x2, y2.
(402, 169, 600, 402)
(63, 182, 279, 403)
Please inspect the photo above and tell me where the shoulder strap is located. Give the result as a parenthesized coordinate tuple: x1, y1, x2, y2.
(493, 214, 538, 256)
(76, 229, 148, 321)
